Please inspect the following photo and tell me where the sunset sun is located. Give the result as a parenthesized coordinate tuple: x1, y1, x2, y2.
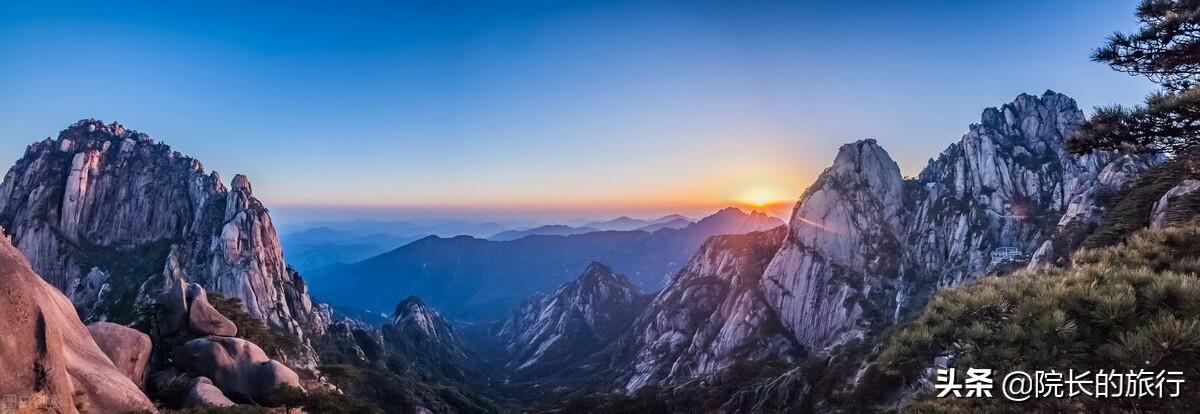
(750, 194, 770, 207)
(740, 189, 780, 208)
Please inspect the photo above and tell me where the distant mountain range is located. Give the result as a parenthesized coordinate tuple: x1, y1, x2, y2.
(276, 218, 536, 239)
(487, 215, 694, 241)
(487, 224, 602, 241)
(287, 215, 703, 266)
(280, 227, 423, 272)
(309, 208, 782, 321)
(634, 217, 694, 232)
(584, 214, 694, 231)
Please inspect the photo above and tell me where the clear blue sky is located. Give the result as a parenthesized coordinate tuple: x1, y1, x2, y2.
(0, 0, 1155, 221)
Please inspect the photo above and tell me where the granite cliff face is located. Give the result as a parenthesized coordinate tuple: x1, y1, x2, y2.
(899, 91, 1159, 309)
(608, 92, 1161, 397)
(760, 139, 906, 351)
(495, 262, 650, 377)
(0, 119, 326, 365)
(619, 227, 797, 392)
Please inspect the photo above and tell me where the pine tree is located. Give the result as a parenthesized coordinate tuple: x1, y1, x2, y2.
(1068, 0, 1200, 155)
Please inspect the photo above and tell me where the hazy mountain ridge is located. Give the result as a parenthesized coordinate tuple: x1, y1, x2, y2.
(487, 224, 602, 241)
(280, 226, 422, 272)
(278, 218, 535, 239)
(488, 215, 696, 241)
(309, 207, 782, 321)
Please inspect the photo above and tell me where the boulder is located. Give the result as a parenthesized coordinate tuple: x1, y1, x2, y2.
(187, 283, 238, 337)
(174, 336, 303, 402)
(184, 377, 236, 408)
(1150, 179, 1200, 229)
(87, 321, 153, 389)
(0, 233, 156, 413)
(155, 246, 192, 335)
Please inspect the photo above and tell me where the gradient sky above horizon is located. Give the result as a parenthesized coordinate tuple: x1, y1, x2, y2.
(0, 0, 1158, 222)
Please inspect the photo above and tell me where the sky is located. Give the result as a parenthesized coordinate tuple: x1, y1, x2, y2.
(0, 0, 1157, 222)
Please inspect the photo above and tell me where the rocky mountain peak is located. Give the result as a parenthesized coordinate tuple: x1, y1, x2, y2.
(0, 119, 328, 368)
(701, 207, 763, 221)
(576, 261, 636, 292)
(760, 138, 905, 351)
(49, 119, 170, 159)
(710, 206, 746, 217)
(902, 91, 1158, 298)
(381, 296, 480, 383)
(976, 90, 1080, 152)
(494, 262, 650, 375)
(824, 138, 905, 221)
(691, 207, 785, 236)
(593, 91, 1161, 400)
(61, 119, 135, 142)
(393, 295, 430, 318)
(392, 295, 452, 339)
(230, 174, 253, 195)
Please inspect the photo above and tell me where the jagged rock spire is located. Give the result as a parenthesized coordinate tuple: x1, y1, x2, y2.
(759, 139, 906, 351)
(0, 119, 328, 368)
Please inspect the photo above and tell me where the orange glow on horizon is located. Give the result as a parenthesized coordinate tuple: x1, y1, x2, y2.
(266, 176, 809, 220)
(734, 185, 791, 209)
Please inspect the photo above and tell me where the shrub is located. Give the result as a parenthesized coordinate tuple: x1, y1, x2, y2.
(207, 293, 302, 359)
(262, 384, 383, 414)
(1083, 154, 1200, 248)
(879, 223, 1200, 412)
(320, 364, 364, 391)
(163, 406, 267, 414)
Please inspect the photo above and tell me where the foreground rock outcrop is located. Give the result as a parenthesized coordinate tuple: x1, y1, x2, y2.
(1150, 179, 1200, 230)
(186, 283, 238, 337)
(87, 321, 153, 389)
(184, 376, 236, 408)
(0, 119, 326, 366)
(174, 336, 304, 403)
(0, 232, 155, 413)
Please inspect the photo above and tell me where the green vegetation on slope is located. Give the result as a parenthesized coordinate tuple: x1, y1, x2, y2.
(207, 293, 303, 361)
(880, 223, 1200, 413)
(1082, 155, 1200, 249)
